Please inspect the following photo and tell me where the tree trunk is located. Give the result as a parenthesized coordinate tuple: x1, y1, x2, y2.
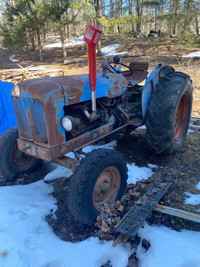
(135, 0, 143, 33)
(60, 29, 67, 61)
(29, 29, 35, 51)
(194, 0, 199, 36)
(36, 28, 43, 62)
(94, 0, 101, 55)
(67, 24, 70, 40)
(43, 27, 46, 43)
(110, 0, 114, 17)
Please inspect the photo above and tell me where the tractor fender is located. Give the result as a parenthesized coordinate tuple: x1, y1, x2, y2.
(142, 65, 175, 121)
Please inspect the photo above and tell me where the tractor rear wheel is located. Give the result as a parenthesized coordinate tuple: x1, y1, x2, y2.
(145, 72, 193, 155)
(0, 127, 42, 181)
(67, 148, 128, 225)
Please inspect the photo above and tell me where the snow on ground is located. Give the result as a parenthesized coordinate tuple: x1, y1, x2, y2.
(127, 163, 153, 184)
(183, 51, 200, 58)
(43, 37, 85, 48)
(9, 56, 19, 63)
(0, 181, 130, 267)
(196, 182, 200, 190)
(137, 223, 200, 267)
(1, 140, 200, 266)
(101, 43, 132, 57)
(185, 181, 200, 205)
(43, 36, 131, 57)
(185, 192, 200, 205)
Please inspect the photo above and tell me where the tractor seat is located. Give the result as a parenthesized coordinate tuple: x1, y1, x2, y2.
(123, 62, 148, 85)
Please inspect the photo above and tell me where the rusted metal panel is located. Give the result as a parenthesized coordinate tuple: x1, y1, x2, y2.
(12, 79, 66, 148)
(17, 119, 114, 161)
(17, 116, 144, 161)
(154, 204, 200, 223)
(11, 72, 127, 149)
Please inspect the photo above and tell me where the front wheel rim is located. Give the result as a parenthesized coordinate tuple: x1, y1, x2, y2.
(174, 94, 189, 142)
(92, 166, 121, 211)
(11, 146, 37, 171)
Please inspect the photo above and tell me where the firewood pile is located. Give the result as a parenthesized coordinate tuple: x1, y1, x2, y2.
(0, 64, 65, 84)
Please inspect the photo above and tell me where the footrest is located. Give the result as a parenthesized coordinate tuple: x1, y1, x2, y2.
(115, 182, 172, 237)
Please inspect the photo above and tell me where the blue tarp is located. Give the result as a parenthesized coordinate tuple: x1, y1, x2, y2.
(0, 81, 16, 135)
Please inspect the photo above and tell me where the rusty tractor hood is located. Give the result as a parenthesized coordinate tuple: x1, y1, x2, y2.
(12, 73, 127, 105)
(11, 73, 126, 149)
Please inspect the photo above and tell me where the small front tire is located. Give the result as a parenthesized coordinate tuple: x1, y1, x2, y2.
(67, 148, 128, 225)
(0, 127, 42, 181)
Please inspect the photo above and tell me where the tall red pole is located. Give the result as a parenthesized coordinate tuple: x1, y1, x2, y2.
(83, 25, 102, 115)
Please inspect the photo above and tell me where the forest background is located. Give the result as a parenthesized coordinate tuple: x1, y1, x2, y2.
(0, 0, 200, 62)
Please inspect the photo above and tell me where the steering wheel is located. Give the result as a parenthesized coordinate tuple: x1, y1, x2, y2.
(107, 62, 133, 76)
(106, 55, 133, 76)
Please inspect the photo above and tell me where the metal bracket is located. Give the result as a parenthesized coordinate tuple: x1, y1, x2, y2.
(52, 156, 79, 172)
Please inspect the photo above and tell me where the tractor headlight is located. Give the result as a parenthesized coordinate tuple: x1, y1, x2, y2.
(62, 116, 73, 132)
(13, 85, 20, 96)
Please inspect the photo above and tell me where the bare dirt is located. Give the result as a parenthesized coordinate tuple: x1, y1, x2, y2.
(1, 36, 200, 266)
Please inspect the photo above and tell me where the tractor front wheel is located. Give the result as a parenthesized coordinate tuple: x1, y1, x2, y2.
(0, 127, 42, 181)
(67, 148, 128, 225)
(145, 72, 193, 155)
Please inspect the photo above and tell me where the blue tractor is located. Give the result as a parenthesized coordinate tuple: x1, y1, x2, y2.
(0, 27, 193, 225)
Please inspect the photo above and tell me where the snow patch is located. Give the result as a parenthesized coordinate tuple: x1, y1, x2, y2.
(147, 163, 158, 169)
(183, 51, 200, 58)
(0, 180, 131, 267)
(196, 182, 200, 190)
(9, 56, 19, 63)
(101, 43, 132, 57)
(44, 164, 73, 181)
(137, 224, 200, 267)
(135, 125, 147, 131)
(185, 192, 200, 205)
(83, 140, 117, 153)
(127, 163, 153, 184)
(43, 37, 85, 48)
(188, 129, 195, 133)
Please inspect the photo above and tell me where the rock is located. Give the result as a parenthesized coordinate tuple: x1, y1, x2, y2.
(142, 239, 151, 251)
(128, 253, 138, 267)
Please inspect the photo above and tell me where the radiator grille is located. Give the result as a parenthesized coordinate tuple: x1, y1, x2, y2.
(29, 100, 47, 143)
(12, 97, 47, 144)
(12, 97, 32, 139)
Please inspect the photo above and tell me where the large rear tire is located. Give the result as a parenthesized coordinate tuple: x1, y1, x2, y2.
(145, 72, 193, 155)
(0, 127, 42, 181)
(67, 148, 128, 225)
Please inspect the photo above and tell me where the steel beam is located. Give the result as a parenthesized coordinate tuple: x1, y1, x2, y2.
(154, 204, 200, 223)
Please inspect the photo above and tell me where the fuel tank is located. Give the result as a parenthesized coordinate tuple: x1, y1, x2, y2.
(11, 73, 127, 148)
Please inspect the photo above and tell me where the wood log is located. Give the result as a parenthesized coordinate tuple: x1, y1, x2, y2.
(64, 58, 87, 65)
